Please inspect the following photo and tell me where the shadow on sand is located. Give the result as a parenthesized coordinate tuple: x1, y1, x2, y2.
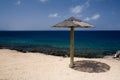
(72, 60, 110, 73)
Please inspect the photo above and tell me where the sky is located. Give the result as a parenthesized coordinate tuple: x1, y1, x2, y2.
(0, 0, 120, 30)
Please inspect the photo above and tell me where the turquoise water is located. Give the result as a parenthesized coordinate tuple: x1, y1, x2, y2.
(0, 31, 120, 57)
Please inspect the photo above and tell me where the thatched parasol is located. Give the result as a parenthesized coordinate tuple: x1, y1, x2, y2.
(52, 17, 95, 68)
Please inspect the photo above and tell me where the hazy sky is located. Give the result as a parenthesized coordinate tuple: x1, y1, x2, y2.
(0, 0, 120, 30)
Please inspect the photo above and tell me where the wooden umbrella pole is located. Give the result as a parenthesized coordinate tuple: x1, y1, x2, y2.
(69, 26, 74, 68)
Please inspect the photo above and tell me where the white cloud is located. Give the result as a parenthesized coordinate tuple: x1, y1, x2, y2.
(15, 0, 21, 6)
(71, 5, 82, 14)
(91, 14, 100, 20)
(84, 14, 101, 21)
(39, 0, 47, 2)
(48, 13, 60, 18)
(70, 0, 90, 14)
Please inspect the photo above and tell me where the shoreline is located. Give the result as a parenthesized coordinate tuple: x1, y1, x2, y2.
(0, 45, 115, 58)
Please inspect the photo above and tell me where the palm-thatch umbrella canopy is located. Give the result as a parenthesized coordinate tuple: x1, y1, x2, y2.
(52, 17, 95, 68)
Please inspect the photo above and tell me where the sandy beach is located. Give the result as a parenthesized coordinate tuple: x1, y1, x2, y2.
(0, 49, 120, 80)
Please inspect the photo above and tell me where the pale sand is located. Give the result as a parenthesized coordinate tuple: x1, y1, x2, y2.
(0, 49, 120, 80)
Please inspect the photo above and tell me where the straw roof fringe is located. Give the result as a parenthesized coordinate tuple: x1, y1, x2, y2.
(52, 17, 95, 28)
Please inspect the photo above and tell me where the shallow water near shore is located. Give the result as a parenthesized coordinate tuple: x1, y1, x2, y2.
(0, 31, 120, 58)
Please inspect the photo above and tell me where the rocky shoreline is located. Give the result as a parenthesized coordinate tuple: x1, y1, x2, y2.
(0, 44, 116, 58)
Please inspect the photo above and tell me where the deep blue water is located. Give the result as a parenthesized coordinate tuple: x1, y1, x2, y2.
(0, 31, 120, 57)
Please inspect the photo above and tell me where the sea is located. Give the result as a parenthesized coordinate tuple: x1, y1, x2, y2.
(0, 31, 120, 58)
